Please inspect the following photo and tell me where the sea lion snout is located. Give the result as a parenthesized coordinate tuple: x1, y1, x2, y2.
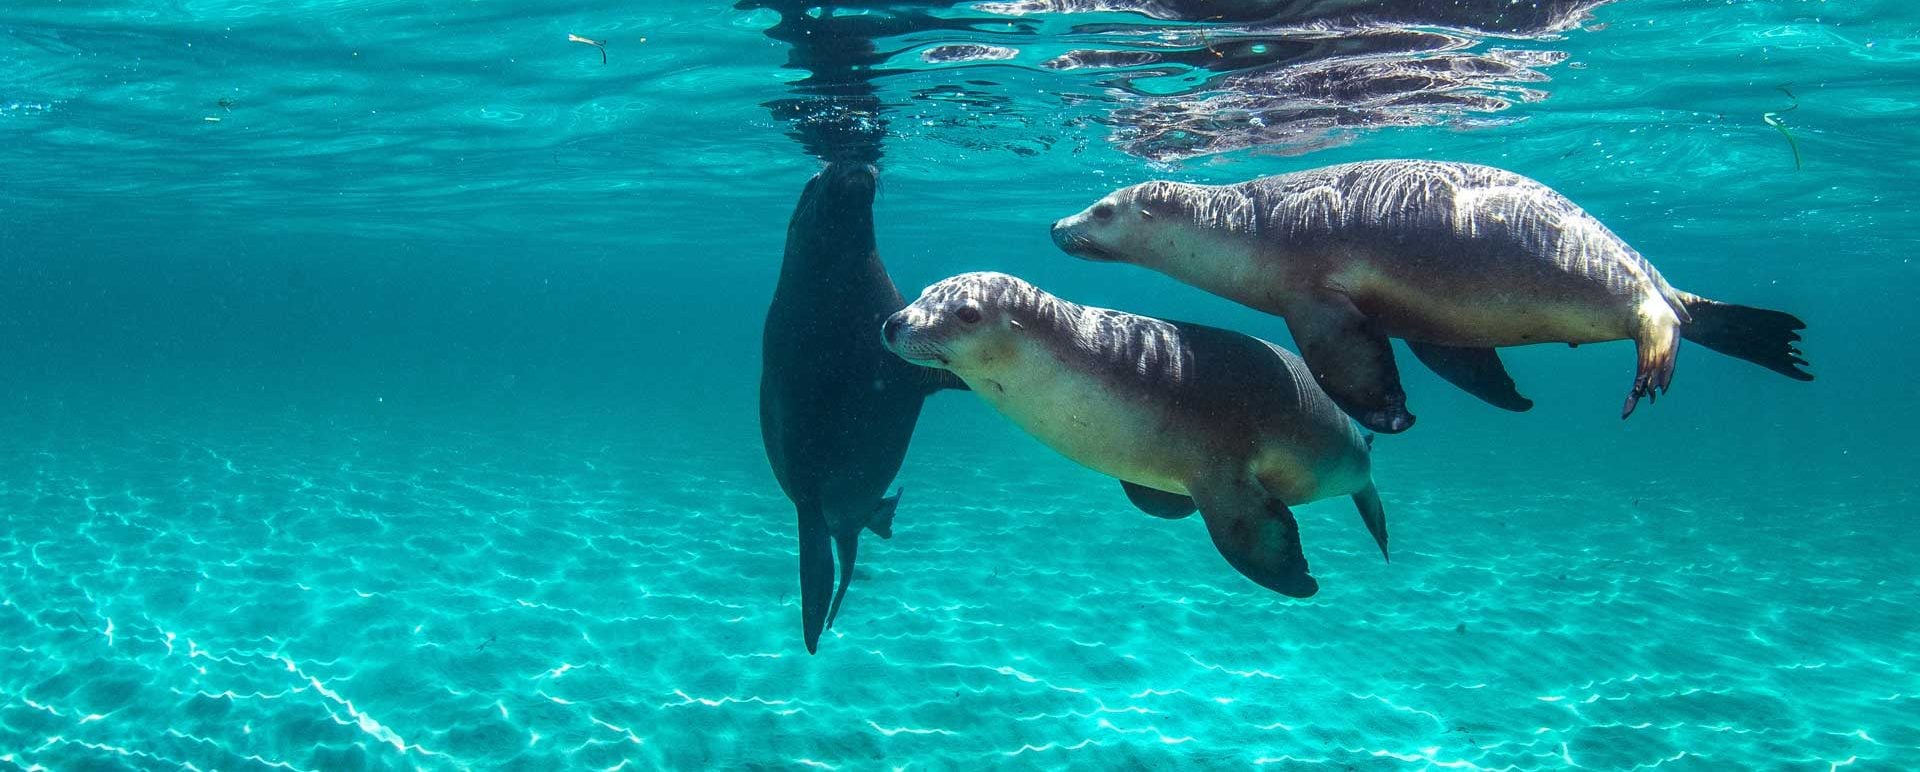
(881, 312, 908, 347)
(817, 162, 878, 195)
(1053, 195, 1143, 262)
(1052, 216, 1112, 261)
(1049, 220, 1076, 250)
(880, 306, 950, 366)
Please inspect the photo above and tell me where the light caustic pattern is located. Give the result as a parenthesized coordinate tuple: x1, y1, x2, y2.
(0, 408, 1910, 769)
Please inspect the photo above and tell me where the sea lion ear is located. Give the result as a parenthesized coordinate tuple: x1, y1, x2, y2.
(1008, 319, 1025, 330)
(1137, 192, 1176, 220)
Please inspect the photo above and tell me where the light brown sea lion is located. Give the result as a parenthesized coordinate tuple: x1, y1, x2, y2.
(882, 272, 1388, 598)
(1051, 159, 1811, 433)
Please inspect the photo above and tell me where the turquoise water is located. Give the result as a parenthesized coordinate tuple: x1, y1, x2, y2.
(2, 1, 1916, 769)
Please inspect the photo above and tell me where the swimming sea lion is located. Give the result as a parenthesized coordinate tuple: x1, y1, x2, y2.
(1051, 159, 1812, 433)
(761, 163, 965, 654)
(982, 0, 1610, 36)
(881, 272, 1388, 598)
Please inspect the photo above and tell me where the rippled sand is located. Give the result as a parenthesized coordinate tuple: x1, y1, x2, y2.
(0, 403, 1911, 770)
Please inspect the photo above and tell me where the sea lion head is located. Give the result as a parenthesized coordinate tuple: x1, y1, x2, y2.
(882, 272, 1046, 376)
(797, 162, 880, 220)
(1051, 181, 1256, 268)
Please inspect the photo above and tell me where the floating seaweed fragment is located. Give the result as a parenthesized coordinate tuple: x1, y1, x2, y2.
(1762, 84, 1801, 171)
(569, 33, 608, 65)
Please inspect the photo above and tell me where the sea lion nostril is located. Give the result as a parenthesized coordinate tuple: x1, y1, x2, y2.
(882, 314, 907, 344)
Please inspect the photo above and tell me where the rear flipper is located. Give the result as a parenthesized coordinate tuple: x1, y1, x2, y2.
(796, 502, 834, 654)
(1406, 342, 1533, 412)
(1620, 314, 1681, 418)
(1678, 294, 1813, 381)
(826, 493, 901, 631)
(1190, 476, 1317, 598)
(1352, 483, 1389, 563)
(826, 532, 858, 631)
(1121, 481, 1196, 519)
(1288, 293, 1416, 434)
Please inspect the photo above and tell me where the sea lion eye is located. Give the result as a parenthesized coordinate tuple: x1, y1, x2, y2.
(1092, 204, 1114, 221)
(955, 306, 982, 324)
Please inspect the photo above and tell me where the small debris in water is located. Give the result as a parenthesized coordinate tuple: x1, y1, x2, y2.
(569, 33, 608, 65)
(1456, 623, 1467, 635)
(203, 116, 222, 122)
(1763, 84, 1802, 171)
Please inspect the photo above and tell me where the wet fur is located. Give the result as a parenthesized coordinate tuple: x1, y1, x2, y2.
(760, 163, 958, 654)
(1059, 160, 1810, 420)
(885, 273, 1381, 595)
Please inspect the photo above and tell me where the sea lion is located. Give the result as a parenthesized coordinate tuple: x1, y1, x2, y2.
(881, 272, 1388, 598)
(760, 163, 964, 654)
(981, 0, 1611, 36)
(1051, 159, 1812, 433)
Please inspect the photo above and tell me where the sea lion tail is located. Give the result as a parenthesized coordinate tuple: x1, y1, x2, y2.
(1351, 483, 1389, 563)
(1676, 293, 1813, 381)
(796, 500, 834, 654)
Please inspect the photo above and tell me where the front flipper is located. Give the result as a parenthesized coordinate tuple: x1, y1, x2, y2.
(1189, 476, 1317, 598)
(1286, 294, 1415, 434)
(1406, 342, 1533, 413)
(1121, 481, 1196, 519)
(796, 501, 834, 654)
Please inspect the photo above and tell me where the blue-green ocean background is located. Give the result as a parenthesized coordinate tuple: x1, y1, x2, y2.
(2, 1, 1916, 769)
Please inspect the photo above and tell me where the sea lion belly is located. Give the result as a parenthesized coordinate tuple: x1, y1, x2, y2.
(1333, 246, 1638, 347)
(966, 366, 1197, 496)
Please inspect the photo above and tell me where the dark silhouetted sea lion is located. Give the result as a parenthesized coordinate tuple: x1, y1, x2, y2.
(1052, 160, 1811, 433)
(761, 163, 963, 654)
(882, 272, 1387, 598)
